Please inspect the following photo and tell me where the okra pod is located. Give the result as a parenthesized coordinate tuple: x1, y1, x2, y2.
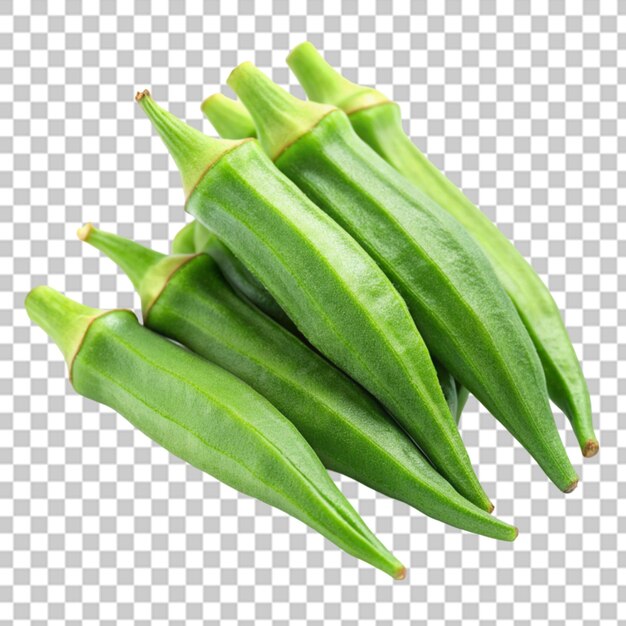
(136, 90, 492, 512)
(287, 42, 597, 457)
(26, 285, 405, 578)
(172, 219, 295, 330)
(193, 221, 297, 331)
(228, 63, 578, 493)
(200, 93, 462, 434)
(79, 224, 517, 541)
(201, 93, 258, 139)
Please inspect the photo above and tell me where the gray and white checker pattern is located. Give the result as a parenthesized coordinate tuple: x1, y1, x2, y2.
(1, 1, 624, 623)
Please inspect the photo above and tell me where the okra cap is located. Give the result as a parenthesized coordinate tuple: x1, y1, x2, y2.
(135, 89, 249, 200)
(287, 42, 390, 115)
(227, 61, 336, 160)
(201, 93, 257, 139)
(78, 223, 196, 321)
(25, 285, 115, 380)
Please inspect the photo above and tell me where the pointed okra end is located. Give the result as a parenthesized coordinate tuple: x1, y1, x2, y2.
(201, 93, 257, 140)
(287, 42, 390, 115)
(25, 286, 106, 376)
(78, 223, 193, 321)
(227, 61, 335, 160)
(582, 439, 599, 458)
(135, 89, 246, 198)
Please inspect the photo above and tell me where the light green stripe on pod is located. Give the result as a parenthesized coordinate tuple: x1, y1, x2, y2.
(136, 90, 493, 512)
(201, 91, 461, 436)
(193, 221, 297, 332)
(26, 285, 405, 579)
(80, 225, 517, 541)
(287, 42, 597, 458)
(229, 62, 578, 494)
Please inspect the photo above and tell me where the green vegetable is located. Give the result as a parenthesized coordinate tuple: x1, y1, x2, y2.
(201, 93, 258, 139)
(79, 224, 517, 541)
(26, 285, 405, 578)
(228, 63, 578, 493)
(171, 220, 198, 254)
(200, 92, 462, 431)
(192, 221, 297, 331)
(287, 42, 597, 458)
(136, 89, 492, 512)
(455, 383, 471, 424)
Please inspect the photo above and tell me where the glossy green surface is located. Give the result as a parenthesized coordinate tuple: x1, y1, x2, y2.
(352, 104, 596, 456)
(138, 92, 491, 511)
(26, 286, 405, 578)
(153, 256, 515, 540)
(274, 112, 577, 493)
(287, 43, 596, 457)
(85, 224, 515, 540)
(230, 64, 577, 492)
(201, 93, 258, 139)
(184, 141, 491, 511)
(193, 222, 296, 331)
(198, 88, 462, 436)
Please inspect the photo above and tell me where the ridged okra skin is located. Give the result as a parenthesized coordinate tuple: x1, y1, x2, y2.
(143, 254, 515, 541)
(137, 91, 492, 511)
(200, 92, 461, 440)
(229, 65, 578, 493)
(351, 104, 596, 455)
(172, 220, 295, 330)
(193, 221, 296, 331)
(184, 142, 491, 511)
(25, 286, 405, 578)
(287, 42, 596, 457)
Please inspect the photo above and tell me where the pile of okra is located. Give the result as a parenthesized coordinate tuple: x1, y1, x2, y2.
(27, 43, 596, 579)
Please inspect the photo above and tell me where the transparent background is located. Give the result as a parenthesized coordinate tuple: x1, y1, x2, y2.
(1, 1, 624, 624)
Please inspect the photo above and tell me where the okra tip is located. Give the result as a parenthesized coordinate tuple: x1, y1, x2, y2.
(135, 89, 151, 102)
(134, 87, 247, 198)
(227, 60, 335, 160)
(582, 439, 599, 458)
(563, 478, 579, 494)
(201, 93, 257, 140)
(25, 285, 106, 371)
(287, 42, 389, 115)
(394, 565, 407, 581)
(77, 222, 94, 242)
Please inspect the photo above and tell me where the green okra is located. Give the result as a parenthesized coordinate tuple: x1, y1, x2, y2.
(192, 221, 297, 332)
(172, 219, 295, 330)
(200, 93, 462, 433)
(171, 220, 197, 254)
(79, 224, 517, 541)
(26, 285, 405, 578)
(136, 89, 492, 512)
(228, 63, 578, 493)
(455, 383, 471, 424)
(202, 93, 258, 139)
(287, 42, 597, 458)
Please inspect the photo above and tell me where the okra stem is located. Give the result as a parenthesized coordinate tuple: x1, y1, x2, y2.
(136, 89, 245, 198)
(25, 285, 104, 371)
(227, 62, 334, 160)
(201, 93, 258, 139)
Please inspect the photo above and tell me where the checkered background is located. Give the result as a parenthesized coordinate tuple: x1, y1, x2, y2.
(2, 0, 624, 624)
